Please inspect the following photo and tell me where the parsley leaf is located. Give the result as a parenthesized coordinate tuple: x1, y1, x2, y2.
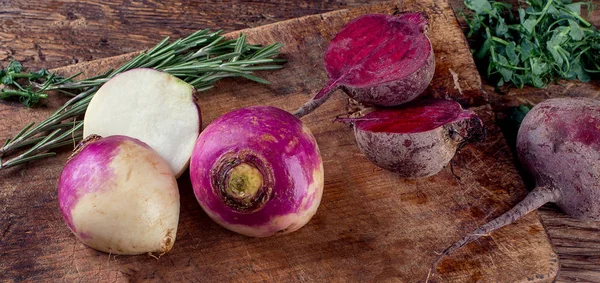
(463, 0, 599, 89)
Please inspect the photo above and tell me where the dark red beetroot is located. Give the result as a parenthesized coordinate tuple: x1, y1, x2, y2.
(432, 97, 600, 275)
(189, 106, 324, 237)
(293, 13, 435, 118)
(347, 99, 484, 178)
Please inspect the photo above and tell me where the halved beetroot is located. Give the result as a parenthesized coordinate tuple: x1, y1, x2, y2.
(349, 99, 484, 178)
(294, 13, 435, 118)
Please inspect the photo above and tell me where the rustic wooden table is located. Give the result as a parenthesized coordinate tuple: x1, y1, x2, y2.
(1, 0, 599, 281)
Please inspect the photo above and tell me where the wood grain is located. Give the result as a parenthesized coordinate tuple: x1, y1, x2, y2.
(1, 1, 557, 282)
(0, 0, 598, 282)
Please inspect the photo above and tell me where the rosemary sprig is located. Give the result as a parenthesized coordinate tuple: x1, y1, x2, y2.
(0, 29, 285, 169)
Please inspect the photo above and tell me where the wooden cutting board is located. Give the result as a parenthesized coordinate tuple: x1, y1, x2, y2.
(0, 0, 559, 282)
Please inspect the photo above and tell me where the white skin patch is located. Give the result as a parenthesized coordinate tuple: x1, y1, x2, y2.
(70, 140, 180, 255)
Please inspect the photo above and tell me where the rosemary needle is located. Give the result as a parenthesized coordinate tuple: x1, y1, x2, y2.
(0, 29, 285, 169)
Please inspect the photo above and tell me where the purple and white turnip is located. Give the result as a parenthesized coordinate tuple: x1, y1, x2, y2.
(434, 97, 600, 268)
(58, 135, 180, 255)
(344, 99, 485, 178)
(293, 12, 435, 118)
(190, 106, 324, 237)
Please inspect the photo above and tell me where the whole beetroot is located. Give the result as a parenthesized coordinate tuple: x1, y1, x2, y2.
(293, 13, 435, 118)
(347, 99, 484, 178)
(190, 106, 324, 237)
(433, 97, 600, 273)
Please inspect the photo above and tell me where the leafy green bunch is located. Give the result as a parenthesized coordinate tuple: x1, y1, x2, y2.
(463, 0, 599, 88)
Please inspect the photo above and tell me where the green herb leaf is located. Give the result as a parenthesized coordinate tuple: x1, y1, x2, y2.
(520, 39, 535, 61)
(1, 75, 14, 85)
(463, 0, 599, 89)
(568, 19, 585, 41)
(518, 8, 526, 24)
(8, 61, 23, 73)
(571, 62, 591, 82)
(506, 42, 519, 65)
(523, 18, 537, 34)
(496, 18, 509, 36)
(566, 3, 583, 14)
(466, 0, 494, 15)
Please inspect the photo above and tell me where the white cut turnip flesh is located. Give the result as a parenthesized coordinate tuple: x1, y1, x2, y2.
(83, 68, 200, 177)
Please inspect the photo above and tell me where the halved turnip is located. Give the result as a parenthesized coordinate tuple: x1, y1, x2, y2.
(83, 68, 200, 177)
(342, 99, 484, 178)
(189, 106, 324, 237)
(58, 135, 180, 255)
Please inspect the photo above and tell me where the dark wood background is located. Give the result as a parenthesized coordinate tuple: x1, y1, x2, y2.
(1, 0, 599, 281)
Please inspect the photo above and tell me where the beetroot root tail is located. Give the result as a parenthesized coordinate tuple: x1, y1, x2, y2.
(430, 185, 560, 278)
(293, 80, 338, 118)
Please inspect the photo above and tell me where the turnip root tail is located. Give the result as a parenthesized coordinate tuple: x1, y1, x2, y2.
(430, 185, 560, 277)
(293, 80, 338, 118)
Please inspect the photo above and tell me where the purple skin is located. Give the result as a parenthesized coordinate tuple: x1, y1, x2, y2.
(58, 135, 122, 232)
(190, 106, 324, 237)
(58, 134, 179, 255)
(349, 99, 484, 178)
(341, 51, 434, 106)
(432, 97, 600, 274)
(293, 12, 435, 118)
(518, 97, 600, 219)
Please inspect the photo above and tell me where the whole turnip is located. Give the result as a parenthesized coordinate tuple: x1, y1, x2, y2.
(190, 106, 324, 237)
(58, 135, 180, 255)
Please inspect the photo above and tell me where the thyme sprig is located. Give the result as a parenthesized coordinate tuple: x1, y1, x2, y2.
(0, 29, 285, 169)
(0, 61, 77, 107)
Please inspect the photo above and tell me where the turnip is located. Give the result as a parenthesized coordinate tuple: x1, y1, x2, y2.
(58, 135, 180, 255)
(293, 13, 435, 118)
(340, 99, 485, 178)
(84, 68, 200, 177)
(190, 106, 324, 237)
(433, 97, 600, 271)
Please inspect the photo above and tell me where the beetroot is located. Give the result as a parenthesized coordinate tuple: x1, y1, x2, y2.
(189, 106, 324, 237)
(433, 97, 600, 271)
(344, 99, 484, 178)
(293, 13, 435, 118)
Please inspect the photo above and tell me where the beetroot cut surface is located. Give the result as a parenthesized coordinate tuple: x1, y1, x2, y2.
(354, 99, 471, 133)
(293, 12, 435, 118)
(349, 99, 484, 178)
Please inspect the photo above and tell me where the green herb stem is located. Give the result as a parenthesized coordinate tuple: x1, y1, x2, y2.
(491, 36, 511, 46)
(534, 0, 554, 26)
(560, 7, 592, 27)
